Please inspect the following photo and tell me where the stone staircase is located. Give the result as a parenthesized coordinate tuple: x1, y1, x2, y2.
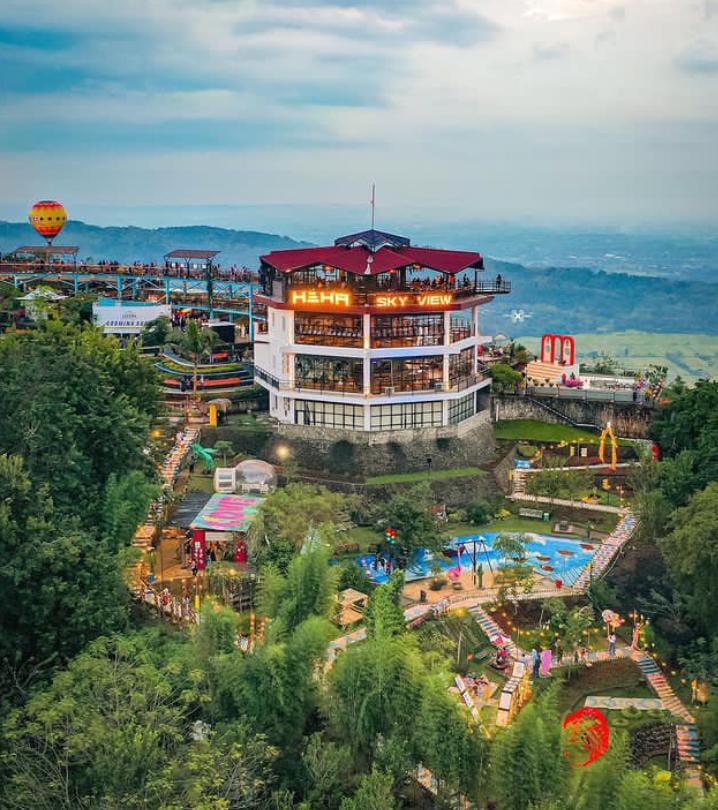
(468, 604, 524, 660)
(633, 652, 703, 787)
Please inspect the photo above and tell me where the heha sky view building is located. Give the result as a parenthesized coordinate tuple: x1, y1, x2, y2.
(1, 1, 718, 808)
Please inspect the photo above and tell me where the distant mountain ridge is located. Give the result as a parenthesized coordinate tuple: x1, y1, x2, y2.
(0, 220, 311, 267)
(1, 220, 716, 336)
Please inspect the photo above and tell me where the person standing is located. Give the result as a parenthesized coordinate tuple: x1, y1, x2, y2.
(531, 646, 541, 679)
(608, 631, 616, 656)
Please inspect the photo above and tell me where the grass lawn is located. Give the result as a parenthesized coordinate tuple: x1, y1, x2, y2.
(341, 525, 383, 553)
(187, 473, 215, 493)
(495, 419, 635, 446)
(222, 414, 270, 433)
(366, 466, 486, 485)
(555, 659, 653, 716)
(442, 517, 552, 540)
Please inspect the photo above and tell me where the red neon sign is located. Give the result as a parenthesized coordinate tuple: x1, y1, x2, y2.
(289, 289, 351, 307)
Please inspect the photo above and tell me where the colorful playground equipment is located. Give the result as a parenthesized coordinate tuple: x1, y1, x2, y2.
(598, 422, 618, 470)
(191, 442, 217, 472)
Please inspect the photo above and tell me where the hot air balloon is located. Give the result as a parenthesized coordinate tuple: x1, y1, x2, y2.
(29, 200, 67, 245)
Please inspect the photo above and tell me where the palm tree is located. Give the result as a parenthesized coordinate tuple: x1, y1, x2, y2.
(171, 321, 217, 398)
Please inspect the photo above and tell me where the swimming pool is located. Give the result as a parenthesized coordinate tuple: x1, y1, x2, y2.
(445, 532, 597, 587)
(356, 549, 452, 585)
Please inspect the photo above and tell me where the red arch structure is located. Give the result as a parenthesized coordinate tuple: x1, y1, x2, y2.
(541, 333, 576, 365)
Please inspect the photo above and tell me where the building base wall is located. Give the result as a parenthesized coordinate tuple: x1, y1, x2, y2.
(273, 408, 495, 477)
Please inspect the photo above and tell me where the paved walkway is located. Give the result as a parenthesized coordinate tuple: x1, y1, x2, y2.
(585, 696, 663, 711)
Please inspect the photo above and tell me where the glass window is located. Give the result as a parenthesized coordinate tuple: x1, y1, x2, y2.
(370, 356, 443, 394)
(449, 347, 474, 388)
(294, 400, 364, 430)
(450, 309, 474, 343)
(295, 355, 363, 392)
(370, 401, 443, 431)
(295, 313, 363, 348)
(371, 314, 445, 348)
(448, 393, 475, 424)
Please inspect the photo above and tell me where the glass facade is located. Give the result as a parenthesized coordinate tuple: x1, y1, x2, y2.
(295, 313, 363, 348)
(448, 392, 476, 424)
(370, 356, 443, 394)
(450, 309, 474, 342)
(449, 347, 475, 388)
(294, 355, 363, 392)
(370, 313, 445, 348)
(370, 401, 443, 431)
(294, 399, 364, 430)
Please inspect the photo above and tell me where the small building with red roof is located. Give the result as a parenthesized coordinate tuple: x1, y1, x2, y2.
(253, 228, 510, 436)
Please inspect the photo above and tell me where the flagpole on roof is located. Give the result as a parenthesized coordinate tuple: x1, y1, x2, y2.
(370, 182, 376, 231)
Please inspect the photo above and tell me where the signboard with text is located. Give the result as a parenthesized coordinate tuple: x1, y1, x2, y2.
(288, 288, 455, 310)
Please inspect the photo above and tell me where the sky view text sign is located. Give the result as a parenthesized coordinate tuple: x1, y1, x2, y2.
(288, 289, 455, 309)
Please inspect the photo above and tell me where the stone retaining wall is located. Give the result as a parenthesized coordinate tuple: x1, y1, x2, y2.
(492, 394, 653, 438)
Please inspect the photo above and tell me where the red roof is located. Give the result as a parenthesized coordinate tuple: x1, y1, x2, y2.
(260, 244, 482, 276)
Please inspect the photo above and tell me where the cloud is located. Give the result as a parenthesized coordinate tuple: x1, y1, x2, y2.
(533, 41, 570, 60)
(0, 0, 717, 225)
(676, 40, 718, 74)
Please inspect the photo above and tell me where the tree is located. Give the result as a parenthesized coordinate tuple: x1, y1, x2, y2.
(1, 631, 196, 809)
(141, 315, 172, 347)
(659, 483, 718, 632)
(339, 769, 396, 810)
(378, 483, 439, 555)
(414, 680, 486, 797)
(254, 483, 356, 570)
(364, 571, 406, 639)
(489, 686, 569, 810)
(0, 322, 158, 525)
(213, 439, 235, 467)
(466, 498, 492, 525)
(329, 633, 424, 756)
(170, 320, 217, 396)
(300, 733, 352, 810)
(490, 362, 523, 392)
(0, 454, 129, 694)
(101, 470, 159, 553)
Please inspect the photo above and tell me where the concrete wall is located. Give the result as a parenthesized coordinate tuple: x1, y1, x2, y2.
(492, 394, 653, 439)
(274, 408, 496, 477)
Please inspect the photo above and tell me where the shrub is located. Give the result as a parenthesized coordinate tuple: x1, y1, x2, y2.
(466, 499, 492, 525)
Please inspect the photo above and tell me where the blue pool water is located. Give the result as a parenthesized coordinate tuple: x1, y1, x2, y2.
(357, 549, 452, 585)
(445, 532, 597, 586)
(354, 533, 598, 587)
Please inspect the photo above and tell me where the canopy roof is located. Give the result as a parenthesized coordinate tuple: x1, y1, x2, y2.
(13, 245, 79, 256)
(190, 494, 263, 533)
(165, 249, 220, 260)
(260, 243, 483, 277)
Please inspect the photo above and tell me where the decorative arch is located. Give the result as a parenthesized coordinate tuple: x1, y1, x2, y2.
(540, 333, 575, 365)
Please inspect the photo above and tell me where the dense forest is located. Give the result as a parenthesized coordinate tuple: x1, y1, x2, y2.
(2, 322, 718, 807)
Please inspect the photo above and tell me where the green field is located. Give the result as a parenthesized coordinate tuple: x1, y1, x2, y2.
(518, 330, 718, 382)
(365, 466, 485, 485)
(494, 419, 634, 446)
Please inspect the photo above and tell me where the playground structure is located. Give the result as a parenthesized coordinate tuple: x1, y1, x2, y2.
(598, 422, 618, 471)
(191, 442, 217, 472)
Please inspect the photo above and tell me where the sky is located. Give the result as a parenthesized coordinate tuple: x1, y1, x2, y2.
(0, 0, 717, 229)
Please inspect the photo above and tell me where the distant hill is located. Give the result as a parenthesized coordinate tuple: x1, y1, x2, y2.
(0, 220, 310, 267)
(481, 257, 718, 337)
(1, 220, 716, 336)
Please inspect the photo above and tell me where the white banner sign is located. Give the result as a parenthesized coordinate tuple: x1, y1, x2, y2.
(93, 302, 171, 334)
